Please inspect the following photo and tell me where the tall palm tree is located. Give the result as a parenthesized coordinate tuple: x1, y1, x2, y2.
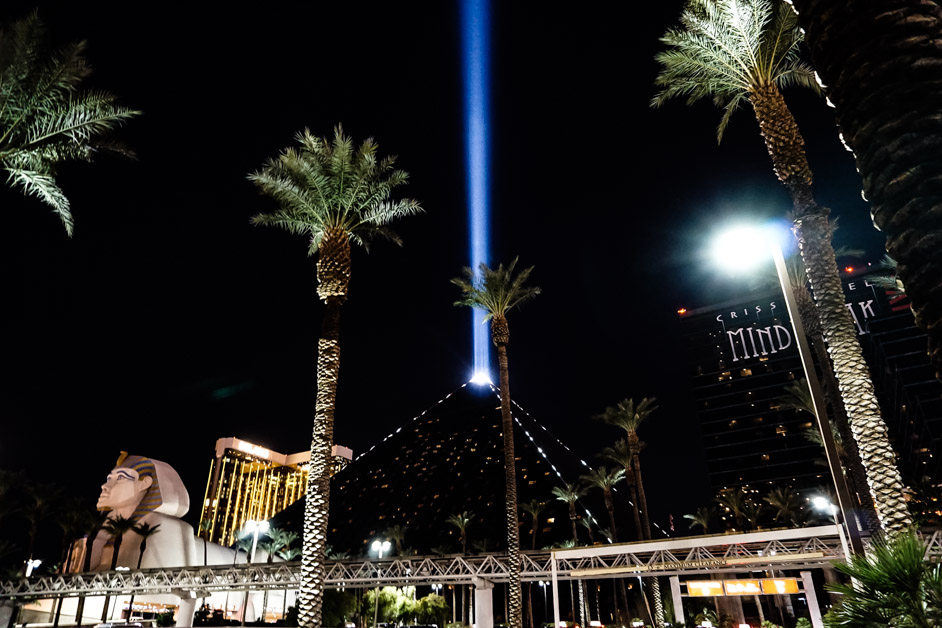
(596, 398, 658, 540)
(787, 0, 942, 387)
(453, 257, 540, 628)
(579, 467, 625, 543)
(550, 483, 589, 627)
(446, 512, 474, 555)
(551, 483, 587, 543)
(250, 126, 422, 626)
(596, 397, 663, 626)
(126, 523, 159, 619)
(520, 500, 547, 551)
(653, 0, 911, 535)
(599, 440, 643, 540)
(0, 12, 139, 236)
(198, 519, 213, 566)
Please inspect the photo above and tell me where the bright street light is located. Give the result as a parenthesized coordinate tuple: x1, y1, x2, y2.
(812, 496, 851, 559)
(371, 540, 391, 628)
(711, 223, 863, 556)
(244, 519, 270, 563)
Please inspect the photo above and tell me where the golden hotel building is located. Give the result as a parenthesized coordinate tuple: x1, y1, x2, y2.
(199, 437, 352, 545)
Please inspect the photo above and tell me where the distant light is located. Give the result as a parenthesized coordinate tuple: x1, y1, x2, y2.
(845, 266, 854, 273)
(469, 371, 493, 385)
(677, 307, 687, 315)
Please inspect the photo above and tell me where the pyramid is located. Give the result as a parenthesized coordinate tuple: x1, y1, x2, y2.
(271, 383, 610, 555)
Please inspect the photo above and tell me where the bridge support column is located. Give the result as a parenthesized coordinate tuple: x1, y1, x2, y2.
(472, 577, 494, 628)
(800, 571, 823, 628)
(669, 576, 683, 624)
(174, 591, 198, 627)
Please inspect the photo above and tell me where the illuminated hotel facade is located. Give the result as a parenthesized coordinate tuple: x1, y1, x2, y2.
(199, 437, 352, 546)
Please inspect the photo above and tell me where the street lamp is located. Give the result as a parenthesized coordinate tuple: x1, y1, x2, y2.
(371, 540, 391, 628)
(712, 224, 864, 556)
(813, 496, 851, 559)
(539, 581, 548, 619)
(244, 520, 270, 563)
(24, 559, 41, 577)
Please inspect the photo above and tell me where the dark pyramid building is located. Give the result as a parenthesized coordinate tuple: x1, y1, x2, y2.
(272, 382, 624, 555)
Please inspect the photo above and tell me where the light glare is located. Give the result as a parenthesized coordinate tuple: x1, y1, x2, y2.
(469, 370, 493, 385)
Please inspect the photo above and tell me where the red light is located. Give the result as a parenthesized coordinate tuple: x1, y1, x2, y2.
(845, 266, 854, 273)
(677, 308, 688, 315)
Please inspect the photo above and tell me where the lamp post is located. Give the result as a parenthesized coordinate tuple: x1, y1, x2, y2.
(539, 581, 548, 620)
(243, 520, 270, 563)
(371, 540, 391, 628)
(813, 496, 851, 559)
(712, 225, 864, 556)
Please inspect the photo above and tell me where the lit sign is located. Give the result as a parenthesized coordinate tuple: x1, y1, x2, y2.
(761, 578, 799, 595)
(687, 581, 724, 597)
(237, 440, 270, 459)
(724, 580, 762, 595)
(687, 578, 799, 597)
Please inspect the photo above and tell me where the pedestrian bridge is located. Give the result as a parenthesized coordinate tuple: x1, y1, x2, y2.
(4, 526, 920, 628)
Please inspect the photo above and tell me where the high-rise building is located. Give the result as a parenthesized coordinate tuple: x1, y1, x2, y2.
(680, 267, 942, 499)
(199, 437, 352, 545)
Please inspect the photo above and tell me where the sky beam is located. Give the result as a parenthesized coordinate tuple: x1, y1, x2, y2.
(461, 0, 492, 384)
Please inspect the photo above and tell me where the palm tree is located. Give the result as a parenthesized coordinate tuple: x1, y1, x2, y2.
(551, 483, 587, 543)
(684, 507, 715, 534)
(599, 440, 643, 540)
(596, 397, 664, 626)
(824, 530, 942, 625)
(520, 500, 547, 551)
(596, 398, 658, 540)
(198, 519, 213, 566)
(126, 523, 159, 619)
(715, 489, 747, 531)
(578, 516, 596, 545)
(763, 487, 803, 527)
(250, 125, 422, 627)
(100, 515, 136, 621)
(579, 467, 625, 542)
(653, 0, 910, 535)
(550, 484, 589, 627)
(22, 482, 61, 573)
(0, 12, 139, 236)
(385, 524, 407, 556)
(453, 257, 540, 628)
(446, 512, 474, 555)
(787, 0, 942, 386)
(742, 500, 765, 530)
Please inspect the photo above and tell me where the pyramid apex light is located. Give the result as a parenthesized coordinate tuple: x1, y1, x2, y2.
(469, 370, 493, 385)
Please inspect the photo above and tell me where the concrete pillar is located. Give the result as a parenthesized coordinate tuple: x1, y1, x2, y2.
(473, 577, 494, 628)
(800, 571, 823, 628)
(669, 576, 684, 625)
(175, 594, 198, 627)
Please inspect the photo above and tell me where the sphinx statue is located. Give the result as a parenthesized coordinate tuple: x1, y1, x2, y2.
(66, 453, 269, 626)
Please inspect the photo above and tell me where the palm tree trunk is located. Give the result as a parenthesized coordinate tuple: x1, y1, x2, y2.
(749, 82, 911, 534)
(299, 296, 344, 627)
(789, 0, 942, 383)
(496, 341, 523, 628)
(810, 331, 881, 534)
(631, 451, 651, 541)
(626, 479, 644, 541)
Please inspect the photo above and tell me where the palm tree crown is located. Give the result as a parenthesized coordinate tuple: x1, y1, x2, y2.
(250, 125, 422, 299)
(452, 257, 540, 345)
(652, 0, 819, 141)
(0, 11, 139, 235)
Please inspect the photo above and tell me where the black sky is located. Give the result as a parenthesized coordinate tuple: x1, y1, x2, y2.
(0, 2, 886, 531)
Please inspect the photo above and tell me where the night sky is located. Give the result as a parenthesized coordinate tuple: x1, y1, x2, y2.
(0, 2, 886, 533)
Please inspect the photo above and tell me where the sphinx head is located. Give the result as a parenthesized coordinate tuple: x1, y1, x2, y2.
(97, 452, 190, 521)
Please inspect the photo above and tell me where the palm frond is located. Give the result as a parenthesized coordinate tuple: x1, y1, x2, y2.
(452, 257, 541, 320)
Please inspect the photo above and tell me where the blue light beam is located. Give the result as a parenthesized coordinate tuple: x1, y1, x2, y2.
(461, 0, 492, 384)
